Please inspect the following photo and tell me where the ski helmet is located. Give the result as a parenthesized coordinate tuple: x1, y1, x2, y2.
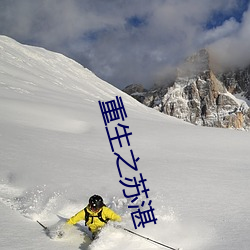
(89, 195, 104, 210)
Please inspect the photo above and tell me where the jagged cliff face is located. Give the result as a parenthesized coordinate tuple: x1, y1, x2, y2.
(123, 49, 250, 130)
(217, 66, 250, 99)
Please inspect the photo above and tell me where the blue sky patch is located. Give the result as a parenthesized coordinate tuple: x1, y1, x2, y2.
(206, 0, 249, 29)
(126, 15, 148, 28)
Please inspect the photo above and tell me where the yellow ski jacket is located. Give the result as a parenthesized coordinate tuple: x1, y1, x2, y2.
(67, 206, 121, 233)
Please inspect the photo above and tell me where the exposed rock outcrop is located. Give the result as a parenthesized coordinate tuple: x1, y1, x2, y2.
(123, 49, 250, 130)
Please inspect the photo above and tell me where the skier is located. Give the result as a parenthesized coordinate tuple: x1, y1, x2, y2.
(66, 194, 121, 239)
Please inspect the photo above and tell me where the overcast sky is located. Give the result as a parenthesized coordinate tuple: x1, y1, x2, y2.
(0, 0, 249, 89)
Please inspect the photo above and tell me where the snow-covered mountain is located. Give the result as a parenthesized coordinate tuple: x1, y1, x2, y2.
(124, 49, 250, 130)
(0, 36, 250, 250)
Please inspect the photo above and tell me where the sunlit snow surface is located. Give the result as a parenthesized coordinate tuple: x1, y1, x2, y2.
(0, 36, 250, 250)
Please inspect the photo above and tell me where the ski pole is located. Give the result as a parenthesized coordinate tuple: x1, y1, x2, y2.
(37, 220, 48, 231)
(122, 227, 180, 250)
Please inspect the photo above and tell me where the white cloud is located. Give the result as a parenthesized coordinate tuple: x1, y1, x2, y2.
(209, 5, 250, 68)
(0, 0, 249, 88)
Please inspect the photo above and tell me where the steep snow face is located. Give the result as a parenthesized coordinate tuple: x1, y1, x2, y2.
(0, 36, 250, 250)
(0, 35, 147, 133)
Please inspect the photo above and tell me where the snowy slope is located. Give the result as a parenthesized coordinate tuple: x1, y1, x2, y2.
(0, 36, 250, 250)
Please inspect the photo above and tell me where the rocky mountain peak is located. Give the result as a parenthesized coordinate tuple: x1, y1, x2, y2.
(177, 48, 210, 78)
(123, 49, 250, 130)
